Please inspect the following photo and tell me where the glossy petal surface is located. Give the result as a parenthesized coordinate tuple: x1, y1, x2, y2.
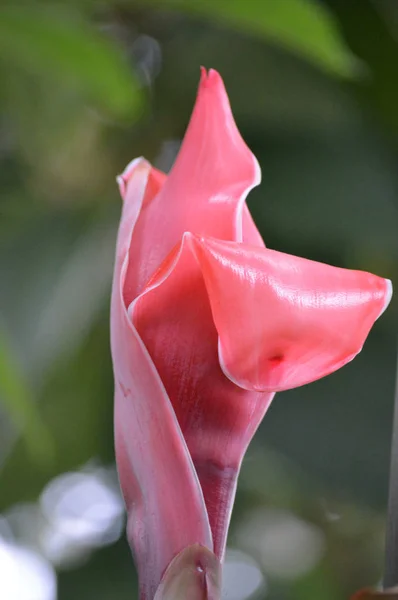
(190, 236, 392, 392)
(123, 68, 261, 305)
(112, 69, 393, 596)
(132, 230, 391, 558)
(124, 70, 270, 559)
(132, 238, 273, 559)
(111, 160, 212, 599)
(120, 70, 268, 560)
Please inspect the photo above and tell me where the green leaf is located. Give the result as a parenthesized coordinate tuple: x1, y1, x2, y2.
(0, 5, 142, 118)
(324, 0, 398, 132)
(132, 0, 356, 77)
(0, 327, 54, 465)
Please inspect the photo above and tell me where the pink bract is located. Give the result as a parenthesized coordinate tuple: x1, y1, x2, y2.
(111, 68, 392, 599)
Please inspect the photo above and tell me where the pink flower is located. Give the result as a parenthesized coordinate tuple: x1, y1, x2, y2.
(111, 68, 392, 599)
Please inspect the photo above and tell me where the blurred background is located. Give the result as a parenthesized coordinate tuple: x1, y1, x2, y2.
(0, 0, 397, 598)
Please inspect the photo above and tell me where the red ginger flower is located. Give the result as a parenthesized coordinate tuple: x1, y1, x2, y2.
(111, 68, 392, 599)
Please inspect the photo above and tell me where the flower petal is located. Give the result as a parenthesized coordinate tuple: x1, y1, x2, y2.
(124, 68, 262, 304)
(117, 157, 167, 208)
(190, 236, 392, 392)
(153, 544, 222, 600)
(111, 162, 212, 599)
(132, 235, 274, 560)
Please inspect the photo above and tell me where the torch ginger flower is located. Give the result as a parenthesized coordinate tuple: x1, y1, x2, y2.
(110, 68, 392, 599)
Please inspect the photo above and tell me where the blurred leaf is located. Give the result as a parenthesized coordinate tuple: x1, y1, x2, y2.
(58, 537, 137, 600)
(0, 316, 114, 510)
(0, 5, 142, 118)
(294, 562, 339, 600)
(0, 327, 53, 465)
(1, 68, 114, 199)
(152, 25, 359, 137)
(132, 0, 357, 76)
(28, 218, 117, 374)
(324, 0, 398, 132)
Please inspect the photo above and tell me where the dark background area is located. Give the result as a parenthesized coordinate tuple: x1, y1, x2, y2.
(0, 1, 397, 598)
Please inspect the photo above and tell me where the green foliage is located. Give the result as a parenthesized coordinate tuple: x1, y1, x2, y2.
(0, 4, 142, 118)
(325, 0, 398, 132)
(0, 1, 397, 599)
(0, 327, 53, 465)
(131, 0, 356, 76)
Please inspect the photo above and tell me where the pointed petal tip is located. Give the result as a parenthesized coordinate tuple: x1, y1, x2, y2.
(198, 67, 225, 93)
(199, 65, 207, 83)
(208, 68, 222, 82)
(117, 156, 149, 199)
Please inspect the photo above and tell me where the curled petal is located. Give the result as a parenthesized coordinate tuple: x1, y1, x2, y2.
(114, 69, 393, 596)
(111, 162, 212, 599)
(117, 157, 167, 204)
(129, 226, 391, 560)
(190, 236, 392, 392)
(124, 68, 262, 303)
(132, 236, 273, 560)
